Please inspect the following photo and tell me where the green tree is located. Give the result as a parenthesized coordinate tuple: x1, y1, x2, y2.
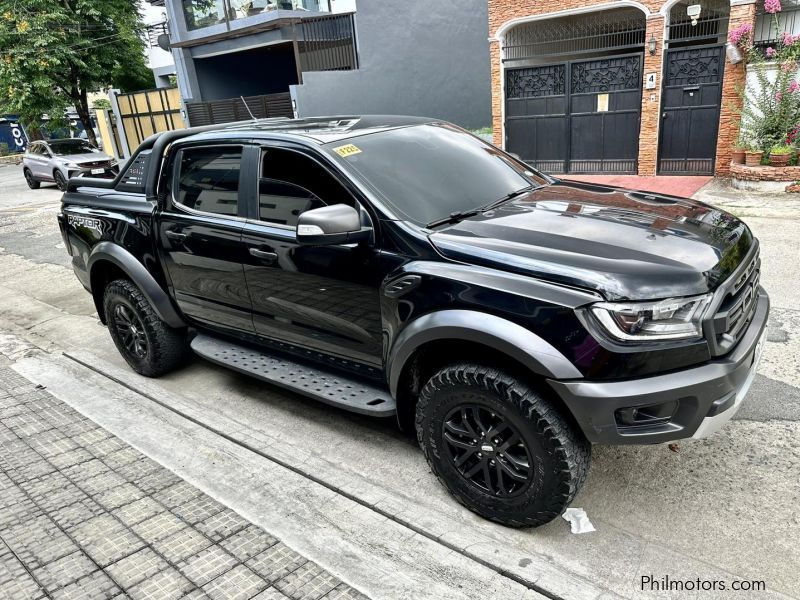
(0, 0, 152, 144)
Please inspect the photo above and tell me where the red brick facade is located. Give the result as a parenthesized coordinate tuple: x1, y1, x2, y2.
(488, 0, 758, 177)
(715, 2, 757, 175)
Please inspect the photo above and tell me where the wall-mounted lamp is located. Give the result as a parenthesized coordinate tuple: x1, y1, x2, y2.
(687, 4, 702, 26)
(649, 35, 657, 55)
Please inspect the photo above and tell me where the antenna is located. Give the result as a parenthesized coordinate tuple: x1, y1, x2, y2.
(240, 96, 256, 121)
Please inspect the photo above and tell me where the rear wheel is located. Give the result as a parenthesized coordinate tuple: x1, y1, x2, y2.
(23, 168, 40, 189)
(103, 279, 188, 377)
(53, 170, 68, 191)
(416, 363, 590, 527)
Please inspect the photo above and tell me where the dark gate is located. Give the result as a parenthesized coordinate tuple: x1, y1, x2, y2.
(505, 54, 643, 174)
(658, 45, 725, 175)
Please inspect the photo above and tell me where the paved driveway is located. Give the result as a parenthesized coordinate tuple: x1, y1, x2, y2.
(0, 163, 797, 599)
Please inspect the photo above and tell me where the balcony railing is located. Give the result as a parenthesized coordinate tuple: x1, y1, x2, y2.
(755, 0, 800, 47)
(182, 0, 333, 31)
(146, 22, 168, 47)
(299, 13, 358, 72)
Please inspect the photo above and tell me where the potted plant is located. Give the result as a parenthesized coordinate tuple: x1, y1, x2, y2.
(768, 144, 793, 166)
(732, 137, 748, 165)
(745, 146, 764, 166)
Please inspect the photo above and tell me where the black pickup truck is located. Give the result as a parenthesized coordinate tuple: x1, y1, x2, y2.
(58, 116, 769, 527)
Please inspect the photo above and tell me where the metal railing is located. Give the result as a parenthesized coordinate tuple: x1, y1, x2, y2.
(667, 15, 729, 43)
(755, 2, 800, 46)
(503, 8, 646, 60)
(146, 22, 168, 47)
(185, 92, 294, 126)
(298, 12, 358, 72)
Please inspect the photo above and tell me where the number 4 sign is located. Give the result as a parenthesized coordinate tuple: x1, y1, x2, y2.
(646, 73, 657, 90)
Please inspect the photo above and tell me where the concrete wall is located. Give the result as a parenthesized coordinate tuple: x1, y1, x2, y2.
(293, 0, 492, 129)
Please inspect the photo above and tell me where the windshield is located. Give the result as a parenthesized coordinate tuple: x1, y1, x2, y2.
(49, 140, 99, 155)
(326, 123, 546, 226)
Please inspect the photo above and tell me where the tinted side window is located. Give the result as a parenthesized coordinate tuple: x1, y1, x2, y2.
(175, 147, 242, 217)
(259, 149, 351, 227)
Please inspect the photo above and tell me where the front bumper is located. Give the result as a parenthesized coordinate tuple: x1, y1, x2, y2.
(549, 288, 769, 444)
(67, 165, 119, 180)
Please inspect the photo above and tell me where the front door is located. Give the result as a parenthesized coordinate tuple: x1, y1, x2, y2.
(157, 144, 254, 333)
(240, 145, 384, 370)
(658, 45, 725, 174)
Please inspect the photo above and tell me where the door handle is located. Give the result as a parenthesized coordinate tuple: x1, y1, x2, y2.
(165, 230, 187, 242)
(249, 248, 278, 262)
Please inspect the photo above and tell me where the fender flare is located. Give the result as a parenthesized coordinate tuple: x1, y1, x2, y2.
(88, 242, 186, 328)
(387, 309, 581, 397)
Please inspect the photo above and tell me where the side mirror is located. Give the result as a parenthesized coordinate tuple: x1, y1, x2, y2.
(296, 204, 372, 246)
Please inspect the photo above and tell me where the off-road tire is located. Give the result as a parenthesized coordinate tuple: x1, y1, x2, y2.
(23, 168, 40, 189)
(53, 170, 68, 192)
(416, 363, 590, 527)
(103, 279, 188, 377)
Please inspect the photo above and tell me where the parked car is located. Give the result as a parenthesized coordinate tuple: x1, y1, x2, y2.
(57, 117, 768, 527)
(23, 138, 118, 191)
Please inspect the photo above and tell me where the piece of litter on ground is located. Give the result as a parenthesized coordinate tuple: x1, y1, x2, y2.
(562, 507, 596, 534)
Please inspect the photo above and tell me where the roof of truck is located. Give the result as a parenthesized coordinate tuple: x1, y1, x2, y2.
(182, 115, 437, 145)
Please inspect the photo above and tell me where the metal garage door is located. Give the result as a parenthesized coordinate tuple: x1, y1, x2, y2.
(505, 54, 643, 174)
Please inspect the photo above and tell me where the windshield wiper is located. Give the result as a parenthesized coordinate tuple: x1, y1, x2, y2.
(481, 185, 537, 211)
(426, 208, 482, 229)
(426, 186, 537, 229)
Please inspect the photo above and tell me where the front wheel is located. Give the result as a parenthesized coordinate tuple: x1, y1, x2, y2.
(53, 170, 68, 191)
(24, 168, 40, 189)
(416, 363, 590, 527)
(103, 279, 188, 377)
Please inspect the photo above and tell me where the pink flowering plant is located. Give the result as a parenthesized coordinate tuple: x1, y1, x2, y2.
(728, 22, 754, 50)
(734, 0, 800, 152)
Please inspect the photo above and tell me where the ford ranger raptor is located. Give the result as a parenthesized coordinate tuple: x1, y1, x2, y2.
(58, 116, 769, 527)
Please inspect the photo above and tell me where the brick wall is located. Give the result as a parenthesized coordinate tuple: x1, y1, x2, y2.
(488, 0, 758, 177)
(730, 162, 800, 181)
(638, 16, 665, 176)
(715, 2, 757, 176)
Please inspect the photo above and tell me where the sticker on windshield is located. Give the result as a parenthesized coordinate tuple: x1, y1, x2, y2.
(333, 144, 362, 158)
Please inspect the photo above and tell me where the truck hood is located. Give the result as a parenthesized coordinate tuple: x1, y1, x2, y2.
(428, 180, 753, 301)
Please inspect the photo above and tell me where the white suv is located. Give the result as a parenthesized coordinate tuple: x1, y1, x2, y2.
(23, 139, 118, 191)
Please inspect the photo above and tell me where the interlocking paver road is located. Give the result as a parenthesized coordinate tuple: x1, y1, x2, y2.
(0, 368, 368, 600)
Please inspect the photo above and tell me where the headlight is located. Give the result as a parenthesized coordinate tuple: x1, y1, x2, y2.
(589, 294, 712, 341)
(63, 161, 79, 168)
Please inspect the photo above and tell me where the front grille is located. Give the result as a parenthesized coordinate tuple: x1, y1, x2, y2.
(706, 250, 760, 356)
(81, 160, 111, 169)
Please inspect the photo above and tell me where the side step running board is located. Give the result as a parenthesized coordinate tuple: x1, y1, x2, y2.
(190, 334, 396, 417)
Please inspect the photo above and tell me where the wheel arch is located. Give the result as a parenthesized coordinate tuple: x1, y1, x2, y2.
(388, 310, 582, 432)
(88, 242, 185, 328)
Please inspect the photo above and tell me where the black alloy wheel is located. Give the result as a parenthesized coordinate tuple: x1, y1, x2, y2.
(103, 279, 188, 377)
(442, 404, 532, 497)
(416, 363, 591, 527)
(112, 303, 149, 360)
(54, 170, 68, 191)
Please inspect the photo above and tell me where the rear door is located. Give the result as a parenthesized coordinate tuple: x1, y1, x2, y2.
(27, 143, 48, 179)
(157, 144, 255, 333)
